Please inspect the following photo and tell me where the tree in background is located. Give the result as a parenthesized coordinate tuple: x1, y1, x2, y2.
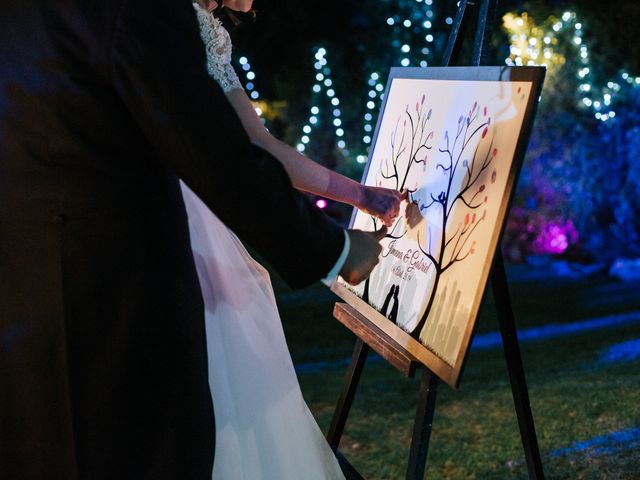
(501, 9, 640, 263)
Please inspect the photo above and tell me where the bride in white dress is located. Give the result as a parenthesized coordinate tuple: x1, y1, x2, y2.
(183, 1, 402, 478)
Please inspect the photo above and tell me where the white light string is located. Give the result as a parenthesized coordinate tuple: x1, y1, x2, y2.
(505, 11, 639, 122)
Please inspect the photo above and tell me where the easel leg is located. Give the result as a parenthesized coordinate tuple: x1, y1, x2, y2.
(406, 370, 439, 480)
(442, 0, 469, 66)
(492, 253, 545, 479)
(327, 338, 370, 450)
(471, 0, 498, 65)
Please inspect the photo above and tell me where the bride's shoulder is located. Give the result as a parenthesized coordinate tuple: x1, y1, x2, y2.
(192, 3, 223, 29)
(192, 3, 229, 44)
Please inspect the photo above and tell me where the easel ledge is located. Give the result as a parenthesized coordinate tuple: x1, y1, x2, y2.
(332, 282, 462, 387)
(333, 303, 420, 378)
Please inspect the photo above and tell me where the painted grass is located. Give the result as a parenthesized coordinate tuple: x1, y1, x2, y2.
(274, 268, 640, 479)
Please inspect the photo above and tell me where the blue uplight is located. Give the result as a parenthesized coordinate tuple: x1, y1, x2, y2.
(471, 311, 640, 351)
(599, 339, 640, 364)
(550, 428, 640, 457)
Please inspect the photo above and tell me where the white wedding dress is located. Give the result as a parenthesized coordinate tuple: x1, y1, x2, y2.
(179, 5, 346, 479)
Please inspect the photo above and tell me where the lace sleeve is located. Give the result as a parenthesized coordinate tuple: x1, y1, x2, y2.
(193, 4, 243, 93)
(213, 62, 243, 94)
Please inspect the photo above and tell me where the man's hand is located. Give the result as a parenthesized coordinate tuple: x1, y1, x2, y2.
(339, 227, 388, 285)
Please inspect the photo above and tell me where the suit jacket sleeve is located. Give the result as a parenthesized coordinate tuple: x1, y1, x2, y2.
(109, 0, 344, 289)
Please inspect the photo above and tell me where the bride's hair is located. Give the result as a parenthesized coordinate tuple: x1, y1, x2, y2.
(195, 1, 256, 29)
(216, 6, 256, 29)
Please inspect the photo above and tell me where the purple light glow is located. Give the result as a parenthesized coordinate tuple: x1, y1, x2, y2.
(315, 199, 327, 209)
(533, 219, 579, 255)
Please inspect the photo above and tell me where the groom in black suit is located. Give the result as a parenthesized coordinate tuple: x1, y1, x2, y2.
(0, 0, 383, 478)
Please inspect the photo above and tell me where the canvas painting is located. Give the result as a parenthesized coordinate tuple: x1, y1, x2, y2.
(334, 67, 544, 386)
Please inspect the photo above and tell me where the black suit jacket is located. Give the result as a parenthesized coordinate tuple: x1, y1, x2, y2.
(0, 0, 344, 478)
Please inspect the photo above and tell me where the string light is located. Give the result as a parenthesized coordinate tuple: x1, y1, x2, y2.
(237, 56, 264, 118)
(294, 47, 350, 156)
(503, 12, 639, 122)
(384, 0, 436, 70)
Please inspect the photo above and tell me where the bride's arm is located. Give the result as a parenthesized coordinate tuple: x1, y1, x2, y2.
(225, 87, 403, 225)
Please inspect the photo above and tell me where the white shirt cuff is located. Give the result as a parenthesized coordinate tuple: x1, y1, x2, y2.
(321, 230, 350, 287)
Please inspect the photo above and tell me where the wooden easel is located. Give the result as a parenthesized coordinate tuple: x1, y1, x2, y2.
(326, 1, 545, 479)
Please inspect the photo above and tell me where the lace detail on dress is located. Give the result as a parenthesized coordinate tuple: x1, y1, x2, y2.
(193, 3, 243, 93)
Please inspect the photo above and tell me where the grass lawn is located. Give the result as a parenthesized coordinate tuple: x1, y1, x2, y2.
(273, 266, 640, 479)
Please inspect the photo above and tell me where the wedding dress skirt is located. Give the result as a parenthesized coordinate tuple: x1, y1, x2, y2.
(180, 182, 345, 480)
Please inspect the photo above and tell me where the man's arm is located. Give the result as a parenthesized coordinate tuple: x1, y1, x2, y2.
(110, 0, 345, 288)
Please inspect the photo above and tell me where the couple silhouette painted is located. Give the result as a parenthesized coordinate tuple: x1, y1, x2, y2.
(381, 284, 401, 324)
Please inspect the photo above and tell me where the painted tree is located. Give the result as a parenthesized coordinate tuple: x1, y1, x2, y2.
(366, 95, 498, 341)
(409, 100, 497, 339)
